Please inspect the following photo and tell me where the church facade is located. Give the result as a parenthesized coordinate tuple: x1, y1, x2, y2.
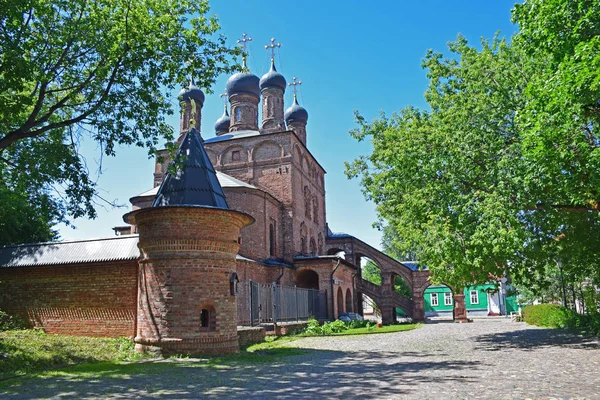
(0, 54, 447, 356)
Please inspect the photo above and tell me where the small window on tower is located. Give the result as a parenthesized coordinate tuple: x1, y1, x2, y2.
(232, 150, 240, 162)
(235, 108, 242, 121)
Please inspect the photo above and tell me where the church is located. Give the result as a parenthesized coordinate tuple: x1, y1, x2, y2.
(0, 47, 439, 356)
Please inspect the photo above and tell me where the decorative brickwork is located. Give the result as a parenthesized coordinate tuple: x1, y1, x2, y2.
(127, 206, 253, 356)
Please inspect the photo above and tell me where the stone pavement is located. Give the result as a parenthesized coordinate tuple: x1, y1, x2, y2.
(1, 318, 599, 399)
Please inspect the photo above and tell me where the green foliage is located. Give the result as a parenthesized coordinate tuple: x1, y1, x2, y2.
(522, 304, 571, 328)
(0, 330, 143, 377)
(300, 318, 419, 336)
(0, 310, 26, 331)
(362, 260, 382, 285)
(0, 0, 238, 245)
(346, 0, 600, 288)
(522, 304, 600, 336)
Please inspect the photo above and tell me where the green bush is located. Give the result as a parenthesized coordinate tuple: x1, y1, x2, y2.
(0, 310, 26, 331)
(522, 304, 600, 336)
(522, 304, 570, 328)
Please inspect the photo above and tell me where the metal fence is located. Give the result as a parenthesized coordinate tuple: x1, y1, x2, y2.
(237, 280, 328, 326)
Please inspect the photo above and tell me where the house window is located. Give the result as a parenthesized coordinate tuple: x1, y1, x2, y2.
(430, 293, 439, 306)
(231, 150, 240, 162)
(470, 290, 479, 305)
(444, 292, 453, 306)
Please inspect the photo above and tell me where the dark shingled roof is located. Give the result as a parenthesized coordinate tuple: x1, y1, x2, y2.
(153, 128, 228, 209)
(0, 235, 140, 267)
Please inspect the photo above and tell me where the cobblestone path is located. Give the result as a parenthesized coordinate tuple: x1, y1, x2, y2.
(2, 318, 599, 399)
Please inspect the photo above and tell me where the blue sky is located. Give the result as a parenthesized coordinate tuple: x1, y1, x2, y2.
(58, 0, 519, 250)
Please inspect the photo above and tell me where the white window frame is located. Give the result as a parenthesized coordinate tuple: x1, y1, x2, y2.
(430, 292, 439, 306)
(444, 292, 453, 306)
(470, 290, 479, 305)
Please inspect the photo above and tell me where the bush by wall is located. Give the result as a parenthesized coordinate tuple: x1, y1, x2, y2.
(522, 304, 600, 336)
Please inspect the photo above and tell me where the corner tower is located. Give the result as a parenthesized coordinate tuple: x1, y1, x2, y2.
(125, 127, 253, 356)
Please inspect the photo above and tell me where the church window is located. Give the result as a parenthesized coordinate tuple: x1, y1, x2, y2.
(313, 196, 319, 225)
(304, 186, 311, 219)
(318, 233, 323, 255)
(300, 222, 307, 253)
(235, 108, 242, 121)
(231, 150, 240, 162)
(309, 238, 316, 255)
(269, 223, 275, 257)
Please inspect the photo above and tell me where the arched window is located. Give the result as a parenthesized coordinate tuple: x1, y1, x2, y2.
(304, 186, 311, 219)
(309, 237, 316, 255)
(317, 233, 323, 255)
(235, 107, 242, 121)
(300, 222, 307, 253)
(313, 196, 319, 225)
(269, 223, 275, 257)
(199, 303, 216, 331)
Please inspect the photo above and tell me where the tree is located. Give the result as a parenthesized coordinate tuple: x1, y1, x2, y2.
(346, 0, 600, 289)
(0, 0, 238, 245)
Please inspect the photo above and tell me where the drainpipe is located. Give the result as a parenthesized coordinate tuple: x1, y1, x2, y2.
(330, 258, 341, 320)
(274, 265, 285, 285)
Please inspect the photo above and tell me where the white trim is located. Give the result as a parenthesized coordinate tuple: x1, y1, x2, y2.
(470, 290, 479, 305)
(430, 292, 439, 306)
(444, 292, 453, 306)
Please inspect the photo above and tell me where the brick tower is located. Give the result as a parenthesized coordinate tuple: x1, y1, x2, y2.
(124, 127, 253, 356)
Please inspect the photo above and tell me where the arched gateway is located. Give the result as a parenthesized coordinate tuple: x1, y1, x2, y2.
(324, 233, 468, 323)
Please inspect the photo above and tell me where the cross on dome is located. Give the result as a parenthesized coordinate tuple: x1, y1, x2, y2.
(264, 37, 281, 60)
(288, 76, 303, 98)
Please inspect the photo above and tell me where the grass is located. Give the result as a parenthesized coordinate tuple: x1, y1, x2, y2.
(0, 329, 144, 380)
(328, 323, 420, 335)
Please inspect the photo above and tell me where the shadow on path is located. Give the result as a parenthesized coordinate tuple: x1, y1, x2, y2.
(474, 326, 600, 351)
(1, 348, 483, 399)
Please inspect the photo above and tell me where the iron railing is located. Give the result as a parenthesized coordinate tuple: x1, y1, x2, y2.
(237, 280, 327, 326)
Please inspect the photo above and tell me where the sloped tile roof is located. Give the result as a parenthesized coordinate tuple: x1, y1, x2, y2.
(0, 235, 140, 268)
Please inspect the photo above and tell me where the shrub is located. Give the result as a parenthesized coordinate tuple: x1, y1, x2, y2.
(522, 304, 600, 336)
(0, 310, 26, 331)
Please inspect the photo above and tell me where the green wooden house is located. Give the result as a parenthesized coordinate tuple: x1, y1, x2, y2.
(423, 284, 519, 317)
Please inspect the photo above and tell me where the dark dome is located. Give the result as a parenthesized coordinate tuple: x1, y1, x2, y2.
(226, 71, 260, 99)
(284, 96, 308, 125)
(260, 61, 286, 91)
(178, 80, 205, 105)
(214, 107, 230, 135)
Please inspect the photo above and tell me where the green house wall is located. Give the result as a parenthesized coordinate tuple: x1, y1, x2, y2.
(424, 284, 519, 313)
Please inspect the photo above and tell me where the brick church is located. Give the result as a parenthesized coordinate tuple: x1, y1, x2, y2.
(0, 53, 431, 355)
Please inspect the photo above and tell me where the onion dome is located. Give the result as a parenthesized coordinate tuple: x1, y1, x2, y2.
(259, 59, 286, 91)
(178, 78, 205, 106)
(214, 105, 230, 135)
(284, 95, 308, 125)
(226, 60, 260, 99)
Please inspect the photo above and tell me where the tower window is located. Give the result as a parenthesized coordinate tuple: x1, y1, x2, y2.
(235, 108, 242, 121)
(200, 309, 209, 327)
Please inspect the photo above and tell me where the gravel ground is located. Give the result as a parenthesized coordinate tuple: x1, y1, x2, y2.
(1, 318, 599, 399)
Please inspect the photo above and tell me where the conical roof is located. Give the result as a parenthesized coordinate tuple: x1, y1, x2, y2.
(152, 128, 228, 209)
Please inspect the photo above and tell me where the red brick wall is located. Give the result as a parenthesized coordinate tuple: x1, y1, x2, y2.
(132, 206, 253, 356)
(0, 261, 137, 337)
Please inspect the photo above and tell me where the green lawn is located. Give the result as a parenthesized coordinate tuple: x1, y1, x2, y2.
(330, 323, 420, 336)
